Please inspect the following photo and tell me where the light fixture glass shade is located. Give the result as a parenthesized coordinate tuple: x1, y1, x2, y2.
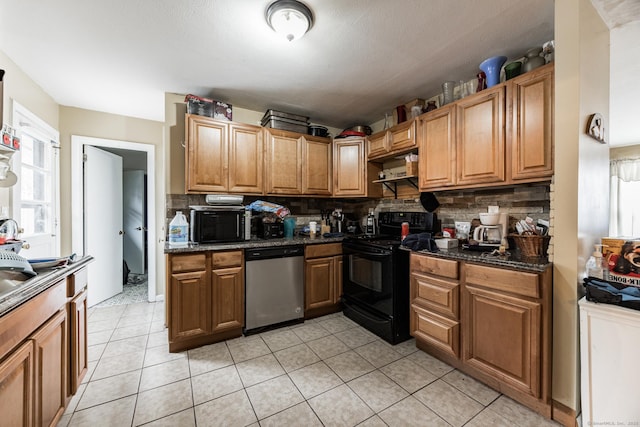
(266, 0, 313, 41)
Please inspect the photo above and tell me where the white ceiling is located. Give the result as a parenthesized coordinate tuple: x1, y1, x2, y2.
(0, 1, 637, 145)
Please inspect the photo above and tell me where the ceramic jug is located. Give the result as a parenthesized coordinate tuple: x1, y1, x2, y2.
(522, 47, 545, 73)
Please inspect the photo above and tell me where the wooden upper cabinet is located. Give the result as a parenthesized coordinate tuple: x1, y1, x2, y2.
(186, 115, 228, 192)
(228, 123, 263, 194)
(456, 85, 505, 186)
(509, 63, 554, 181)
(334, 137, 366, 196)
(367, 130, 388, 159)
(185, 115, 263, 194)
(367, 120, 416, 160)
(265, 129, 303, 195)
(303, 136, 332, 195)
(417, 105, 456, 190)
(388, 119, 417, 152)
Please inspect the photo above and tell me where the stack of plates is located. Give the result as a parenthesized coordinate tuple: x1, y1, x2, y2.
(261, 109, 309, 134)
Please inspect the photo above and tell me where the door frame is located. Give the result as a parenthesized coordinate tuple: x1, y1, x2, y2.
(71, 135, 157, 302)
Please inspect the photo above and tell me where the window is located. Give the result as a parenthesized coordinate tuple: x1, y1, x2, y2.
(11, 102, 60, 257)
(610, 158, 640, 237)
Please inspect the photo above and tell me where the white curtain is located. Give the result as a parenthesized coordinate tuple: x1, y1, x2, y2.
(610, 158, 640, 236)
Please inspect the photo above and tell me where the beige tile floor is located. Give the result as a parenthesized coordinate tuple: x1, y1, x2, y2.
(58, 301, 562, 427)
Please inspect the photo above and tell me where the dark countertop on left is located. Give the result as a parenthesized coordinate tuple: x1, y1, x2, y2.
(164, 235, 345, 254)
(0, 256, 94, 318)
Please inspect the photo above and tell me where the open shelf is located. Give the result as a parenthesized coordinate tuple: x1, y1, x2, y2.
(372, 175, 418, 198)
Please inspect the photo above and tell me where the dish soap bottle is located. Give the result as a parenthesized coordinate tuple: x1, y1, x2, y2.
(168, 211, 189, 246)
(585, 244, 605, 279)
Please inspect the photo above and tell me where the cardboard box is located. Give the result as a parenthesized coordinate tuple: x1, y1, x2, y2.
(601, 237, 640, 287)
(406, 161, 418, 176)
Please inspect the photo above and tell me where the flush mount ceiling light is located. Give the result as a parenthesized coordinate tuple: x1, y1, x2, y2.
(266, 0, 314, 42)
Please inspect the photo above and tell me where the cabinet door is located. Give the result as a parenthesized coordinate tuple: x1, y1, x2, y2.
(303, 136, 332, 195)
(388, 120, 416, 152)
(333, 138, 366, 196)
(510, 64, 554, 181)
(186, 115, 228, 193)
(417, 106, 456, 190)
(69, 288, 88, 396)
(212, 266, 244, 333)
(265, 130, 303, 195)
(0, 340, 33, 427)
(367, 130, 388, 159)
(463, 284, 541, 398)
(32, 309, 68, 427)
(305, 257, 335, 310)
(456, 86, 505, 186)
(228, 123, 263, 194)
(169, 270, 211, 342)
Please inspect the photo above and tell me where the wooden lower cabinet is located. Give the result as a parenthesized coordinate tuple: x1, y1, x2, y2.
(32, 309, 68, 427)
(0, 340, 34, 427)
(463, 284, 541, 398)
(409, 252, 552, 419)
(304, 243, 342, 318)
(169, 269, 212, 342)
(212, 265, 244, 333)
(69, 288, 88, 396)
(167, 251, 244, 352)
(0, 262, 91, 427)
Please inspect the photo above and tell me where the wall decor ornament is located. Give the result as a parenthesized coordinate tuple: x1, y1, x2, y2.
(587, 113, 606, 143)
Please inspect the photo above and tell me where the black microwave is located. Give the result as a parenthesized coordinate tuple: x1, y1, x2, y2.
(190, 206, 246, 244)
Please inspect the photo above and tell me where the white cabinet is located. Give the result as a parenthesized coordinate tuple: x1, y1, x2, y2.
(579, 297, 640, 425)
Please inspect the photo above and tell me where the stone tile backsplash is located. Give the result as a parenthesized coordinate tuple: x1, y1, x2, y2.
(166, 183, 550, 236)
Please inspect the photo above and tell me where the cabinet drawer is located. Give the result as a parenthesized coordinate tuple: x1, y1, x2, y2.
(305, 243, 342, 259)
(212, 251, 243, 269)
(411, 304, 459, 358)
(410, 253, 458, 279)
(67, 267, 88, 297)
(465, 263, 540, 298)
(170, 254, 207, 273)
(411, 272, 459, 319)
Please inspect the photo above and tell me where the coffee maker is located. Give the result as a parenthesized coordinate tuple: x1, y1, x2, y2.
(330, 208, 344, 233)
(472, 212, 508, 248)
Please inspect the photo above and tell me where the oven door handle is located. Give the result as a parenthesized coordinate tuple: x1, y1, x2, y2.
(343, 247, 392, 257)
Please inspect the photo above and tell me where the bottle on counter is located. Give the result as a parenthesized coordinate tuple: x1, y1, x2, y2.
(365, 208, 377, 235)
(586, 244, 606, 279)
(168, 211, 188, 246)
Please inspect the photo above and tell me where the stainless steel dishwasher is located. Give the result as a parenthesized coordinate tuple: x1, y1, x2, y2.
(244, 245, 304, 333)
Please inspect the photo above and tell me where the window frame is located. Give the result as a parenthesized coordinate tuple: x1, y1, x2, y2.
(11, 102, 61, 256)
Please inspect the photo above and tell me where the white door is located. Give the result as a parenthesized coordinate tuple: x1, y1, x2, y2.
(85, 145, 123, 307)
(123, 170, 145, 274)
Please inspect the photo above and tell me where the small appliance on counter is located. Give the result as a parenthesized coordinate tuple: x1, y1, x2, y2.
(189, 194, 246, 244)
(257, 218, 284, 239)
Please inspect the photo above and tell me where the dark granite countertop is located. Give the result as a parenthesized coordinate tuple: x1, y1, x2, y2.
(164, 235, 345, 253)
(406, 246, 551, 273)
(0, 256, 94, 317)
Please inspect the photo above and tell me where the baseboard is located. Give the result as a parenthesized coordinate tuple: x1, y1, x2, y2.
(552, 400, 578, 427)
(155, 294, 165, 302)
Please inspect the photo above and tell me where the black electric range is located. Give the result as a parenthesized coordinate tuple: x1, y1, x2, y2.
(341, 211, 438, 344)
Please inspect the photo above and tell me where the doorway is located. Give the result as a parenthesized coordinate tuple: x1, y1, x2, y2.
(71, 136, 156, 307)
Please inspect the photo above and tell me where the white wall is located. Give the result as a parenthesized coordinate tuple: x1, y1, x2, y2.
(553, 0, 610, 416)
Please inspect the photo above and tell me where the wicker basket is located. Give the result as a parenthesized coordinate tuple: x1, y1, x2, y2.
(509, 233, 550, 257)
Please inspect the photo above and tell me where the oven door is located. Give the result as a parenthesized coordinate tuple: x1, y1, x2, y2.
(342, 242, 394, 317)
